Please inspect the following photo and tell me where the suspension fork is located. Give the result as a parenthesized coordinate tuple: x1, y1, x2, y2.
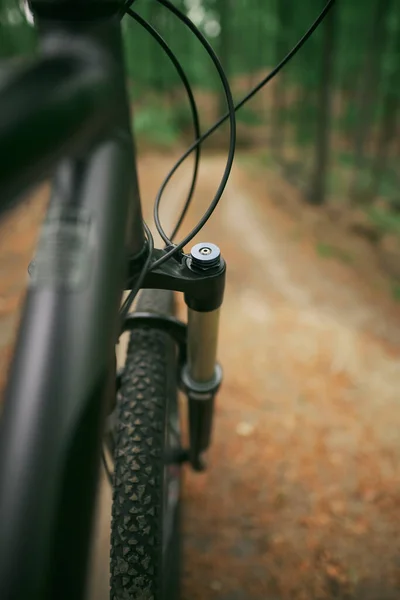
(181, 243, 223, 470)
(123, 242, 226, 471)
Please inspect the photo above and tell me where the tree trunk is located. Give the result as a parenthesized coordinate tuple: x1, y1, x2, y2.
(270, 0, 289, 158)
(307, 3, 336, 205)
(367, 23, 400, 202)
(218, 0, 231, 116)
(350, 0, 391, 202)
(149, 1, 166, 92)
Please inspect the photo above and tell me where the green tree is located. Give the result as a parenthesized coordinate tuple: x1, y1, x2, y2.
(368, 9, 400, 202)
(270, 0, 290, 159)
(307, 2, 337, 205)
(350, 0, 392, 203)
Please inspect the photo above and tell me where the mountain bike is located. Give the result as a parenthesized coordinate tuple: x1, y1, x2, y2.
(0, 0, 335, 598)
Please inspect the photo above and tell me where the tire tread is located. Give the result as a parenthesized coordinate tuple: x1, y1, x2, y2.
(110, 290, 176, 600)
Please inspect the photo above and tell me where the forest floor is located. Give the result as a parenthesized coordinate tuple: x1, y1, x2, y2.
(1, 152, 400, 599)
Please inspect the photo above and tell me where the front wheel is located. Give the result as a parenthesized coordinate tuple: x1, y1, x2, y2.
(110, 289, 182, 600)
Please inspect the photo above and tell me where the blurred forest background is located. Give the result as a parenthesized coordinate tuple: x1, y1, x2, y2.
(1, 0, 400, 283)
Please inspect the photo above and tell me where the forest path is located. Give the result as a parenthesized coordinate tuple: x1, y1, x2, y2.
(137, 152, 400, 599)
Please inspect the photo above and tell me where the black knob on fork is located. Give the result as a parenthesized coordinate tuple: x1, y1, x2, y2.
(189, 242, 221, 271)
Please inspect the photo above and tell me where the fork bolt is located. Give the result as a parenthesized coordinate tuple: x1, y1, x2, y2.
(190, 242, 221, 271)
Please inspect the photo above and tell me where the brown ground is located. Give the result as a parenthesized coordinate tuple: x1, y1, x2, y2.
(1, 153, 400, 600)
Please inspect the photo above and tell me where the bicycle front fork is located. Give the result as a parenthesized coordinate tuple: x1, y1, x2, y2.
(125, 240, 226, 471)
(180, 243, 223, 470)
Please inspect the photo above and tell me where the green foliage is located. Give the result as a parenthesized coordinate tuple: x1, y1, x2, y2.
(337, 103, 358, 133)
(379, 166, 400, 199)
(326, 151, 356, 194)
(336, 151, 356, 168)
(171, 102, 196, 131)
(367, 207, 400, 236)
(296, 128, 314, 147)
(316, 243, 354, 264)
(236, 107, 263, 127)
(133, 103, 180, 148)
(132, 97, 200, 147)
(391, 282, 400, 302)
(316, 242, 335, 258)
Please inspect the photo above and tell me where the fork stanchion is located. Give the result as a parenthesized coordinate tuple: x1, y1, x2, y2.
(182, 243, 225, 471)
(187, 307, 220, 382)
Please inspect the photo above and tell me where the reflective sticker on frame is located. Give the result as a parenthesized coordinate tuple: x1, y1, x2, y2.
(30, 207, 94, 290)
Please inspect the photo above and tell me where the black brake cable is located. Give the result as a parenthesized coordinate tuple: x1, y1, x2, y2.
(126, 8, 201, 246)
(148, 0, 236, 267)
(150, 0, 336, 265)
(119, 0, 335, 282)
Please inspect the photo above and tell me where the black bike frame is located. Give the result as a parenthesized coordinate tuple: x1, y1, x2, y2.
(0, 2, 146, 599)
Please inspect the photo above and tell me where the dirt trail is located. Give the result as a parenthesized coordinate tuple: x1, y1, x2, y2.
(138, 153, 400, 600)
(1, 153, 400, 599)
